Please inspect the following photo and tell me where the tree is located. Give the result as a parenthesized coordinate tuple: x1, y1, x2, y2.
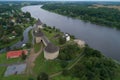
(26, 42, 32, 48)
(21, 51, 27, 60)
(37, 72, 49, 80)
(62, 69, 69, 76)
(58, 36, 66, 45)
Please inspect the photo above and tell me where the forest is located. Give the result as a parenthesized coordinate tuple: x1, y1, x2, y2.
(42, 3, 120, 29)
(60, 45, 120, 80)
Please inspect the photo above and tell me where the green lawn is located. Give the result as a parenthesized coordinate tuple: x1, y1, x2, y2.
(34, 43, 41, 53)
(51, 75, 79, 80)
(42, 27, 63, 46)
(0, 74, 31, 80)
(0, 53, 22, 64)
(0, 66, 6, 79)
(33, 53, 62, 75)
(42, 27, 74, 46)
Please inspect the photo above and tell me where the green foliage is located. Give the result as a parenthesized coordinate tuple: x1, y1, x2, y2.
(37, 72, 49, 80)
(0, 3, 35, 49)
(62, 69, 70, 76)
(84, 46, 103, 58)
(42, 4, 120, 29)
(34, 43, 41, 53)
(21, 51, 27, 60)
(68, 46, 118, 80)
(58, 36, 66, 45)
(26, 42, 32, 48)
(59, 43, 81, 60)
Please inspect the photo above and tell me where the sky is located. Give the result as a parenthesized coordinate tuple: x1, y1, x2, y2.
(0, 0, 120, 1)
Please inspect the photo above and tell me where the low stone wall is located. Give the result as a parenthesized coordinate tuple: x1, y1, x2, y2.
(44, 50, 59, 60)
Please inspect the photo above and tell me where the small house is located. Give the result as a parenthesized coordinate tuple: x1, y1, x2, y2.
(65, 33, 70, 41)
(7, 50, 28, 59)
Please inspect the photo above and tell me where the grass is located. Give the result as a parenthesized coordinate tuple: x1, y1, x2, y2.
(42, 27, 63, 46)
(0, 53, 23, 64)
(0, 74, 30, 80)
(114, 65, 120, 80)
(34, 43, 41, 53)
(33, 53, 62, 75)
(51, 75, 79, 80)
(0, 53, 28, 80)
(42, 27, 74, 47)
(0, 66, 6, 79)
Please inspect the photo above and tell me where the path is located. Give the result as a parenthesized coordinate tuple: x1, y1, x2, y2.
(26, 44, 43, 75)
(50, 50, 85, 78)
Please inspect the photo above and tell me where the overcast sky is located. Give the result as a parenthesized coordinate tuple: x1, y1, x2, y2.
(0, 0, 120, 1)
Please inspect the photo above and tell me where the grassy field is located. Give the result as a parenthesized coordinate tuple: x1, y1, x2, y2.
(0, 66, 6, 79)
(0, 75, 29, 80)
(0, 53, 23, 64)
(0, 53, 27, 80)
(34, 43, 41, 53)
(42, 27, 63, 46)
(51, 75, 79, 80)
(33, 53, 62, 75)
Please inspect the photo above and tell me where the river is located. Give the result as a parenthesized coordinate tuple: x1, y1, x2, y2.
(22, 5, 120, 61)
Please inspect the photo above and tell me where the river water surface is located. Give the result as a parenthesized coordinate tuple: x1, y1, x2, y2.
(22, 5, 120, 61)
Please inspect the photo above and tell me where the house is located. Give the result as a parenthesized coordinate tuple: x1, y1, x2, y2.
(64, 33, 70, 41)
(7, 50, 28, 59)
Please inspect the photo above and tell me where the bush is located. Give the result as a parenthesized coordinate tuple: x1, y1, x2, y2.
(37, 72, 49, 80)
(58, 36, 66, 45)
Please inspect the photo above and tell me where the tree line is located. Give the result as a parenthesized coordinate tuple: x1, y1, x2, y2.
(42, 3, 120, 29)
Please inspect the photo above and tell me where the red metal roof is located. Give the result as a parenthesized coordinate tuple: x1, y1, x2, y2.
(7, 50, 28, 59)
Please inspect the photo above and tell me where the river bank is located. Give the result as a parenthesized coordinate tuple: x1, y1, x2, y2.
(22, 5, 120, 61)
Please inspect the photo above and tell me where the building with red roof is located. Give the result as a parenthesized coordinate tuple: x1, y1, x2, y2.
(7, 50, 28, 59)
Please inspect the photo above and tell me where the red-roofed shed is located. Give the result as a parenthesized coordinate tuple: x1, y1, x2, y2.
(7, 50, 28, 59)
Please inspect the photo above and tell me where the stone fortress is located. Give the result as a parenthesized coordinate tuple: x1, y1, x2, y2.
(34, 19, 59, 60)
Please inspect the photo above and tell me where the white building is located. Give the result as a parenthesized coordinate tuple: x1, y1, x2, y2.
(65, 33, 70, 41)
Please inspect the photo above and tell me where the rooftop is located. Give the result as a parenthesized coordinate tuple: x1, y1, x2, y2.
(34, 30, 44, 37)
(36, 18, 42, 26)
(44, 42, 59, 53)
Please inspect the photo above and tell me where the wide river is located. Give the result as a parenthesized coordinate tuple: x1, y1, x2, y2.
(22, 5, 120, 61)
